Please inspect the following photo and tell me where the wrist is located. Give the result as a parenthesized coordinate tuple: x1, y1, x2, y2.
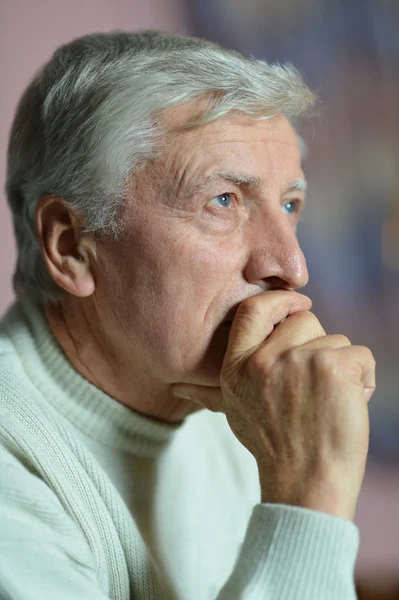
(260, 477, 356, 521)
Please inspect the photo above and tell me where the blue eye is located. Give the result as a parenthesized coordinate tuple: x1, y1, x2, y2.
(208, 194, 233, 208)
(282, 200, 298, 215)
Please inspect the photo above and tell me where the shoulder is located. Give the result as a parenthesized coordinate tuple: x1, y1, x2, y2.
(0, 362, 113, 597)
(0, 443, 109, 598)
(0, 443, 88, 542)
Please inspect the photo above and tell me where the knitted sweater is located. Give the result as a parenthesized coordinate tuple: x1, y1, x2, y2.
(0, 299, 360, 599)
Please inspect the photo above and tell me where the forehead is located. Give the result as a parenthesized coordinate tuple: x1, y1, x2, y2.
(161, 107, 302, 183)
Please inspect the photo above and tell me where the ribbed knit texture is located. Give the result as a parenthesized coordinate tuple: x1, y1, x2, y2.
(0, 299, 360, 599)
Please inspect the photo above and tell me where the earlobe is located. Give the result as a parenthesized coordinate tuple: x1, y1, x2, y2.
(57, 253, 96, 298)
(36, 196, 96, 298)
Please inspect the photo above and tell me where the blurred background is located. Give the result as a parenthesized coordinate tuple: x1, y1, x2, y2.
(1, 0, 398, 597)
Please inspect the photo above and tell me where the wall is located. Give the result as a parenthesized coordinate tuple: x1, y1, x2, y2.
(0, 0, 190, 311)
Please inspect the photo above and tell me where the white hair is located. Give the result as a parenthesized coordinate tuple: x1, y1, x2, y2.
(6, 30, 315, 301)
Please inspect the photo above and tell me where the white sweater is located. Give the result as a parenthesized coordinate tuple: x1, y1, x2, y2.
(0, 299, 360, 599)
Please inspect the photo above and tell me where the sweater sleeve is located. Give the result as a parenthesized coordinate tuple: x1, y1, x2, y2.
(0, 451, 111, 600)
(216, 503, 359, 600)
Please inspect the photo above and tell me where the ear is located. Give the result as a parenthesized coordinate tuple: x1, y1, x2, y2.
(36, 196, 96, 297)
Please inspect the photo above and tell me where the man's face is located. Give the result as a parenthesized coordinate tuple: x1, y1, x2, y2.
(95, 110, 309, 386)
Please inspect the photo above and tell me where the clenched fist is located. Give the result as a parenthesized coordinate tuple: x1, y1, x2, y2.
(172, 291, 376, 521)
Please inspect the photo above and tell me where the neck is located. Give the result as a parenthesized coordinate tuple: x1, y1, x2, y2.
(43, 297, 200, 424)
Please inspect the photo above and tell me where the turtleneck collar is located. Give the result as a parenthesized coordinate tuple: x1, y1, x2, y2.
(3, 298, 182, 458)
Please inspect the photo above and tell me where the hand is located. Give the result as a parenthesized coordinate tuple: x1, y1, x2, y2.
(172, 290, 376, 521)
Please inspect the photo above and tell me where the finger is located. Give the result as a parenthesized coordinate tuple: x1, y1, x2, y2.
(255, 310, 326, 357)
(226, 291, 312, 362)
(299, 334, 352, 351)
(337, 345, 376, 400)
(298, 344, 376, 402)
(171, 384, 224, 412)
(299, 340, 375, 403)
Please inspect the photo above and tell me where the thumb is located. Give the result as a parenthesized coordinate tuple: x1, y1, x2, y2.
(171, 384, 224, 413)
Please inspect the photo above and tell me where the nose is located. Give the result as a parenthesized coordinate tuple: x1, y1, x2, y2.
(243, 211, 309, 290)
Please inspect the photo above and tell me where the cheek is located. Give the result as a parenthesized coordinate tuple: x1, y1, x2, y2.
(99, 221, 244, 337)
(96, 222, 247, 377)
(167, 236, 246, 337)
(159, 241, 225, 321)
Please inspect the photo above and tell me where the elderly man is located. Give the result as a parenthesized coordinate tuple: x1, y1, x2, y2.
(0, 31, 375, 599)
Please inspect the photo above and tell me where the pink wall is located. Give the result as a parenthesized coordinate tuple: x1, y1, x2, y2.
(0, 0, 190, 312)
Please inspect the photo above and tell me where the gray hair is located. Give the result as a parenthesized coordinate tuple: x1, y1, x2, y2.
(6, 30, 315, 302)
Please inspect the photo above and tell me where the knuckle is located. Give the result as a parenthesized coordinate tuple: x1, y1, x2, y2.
(247, 350, 274, 378)
(335, 334, 351, 346)
(306, 311, 326, 336)
(350, 345, 376, 369)
(293, 310, 325, 336)
(299, 310, 316, 322)
(281, 347, 303, 368)
(311, 348, 338, 374)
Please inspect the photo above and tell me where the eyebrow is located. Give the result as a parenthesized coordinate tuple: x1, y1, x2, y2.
(285, 178, 308, 194)
(214, 171, 262, 189)
(190, 171, 307, 195)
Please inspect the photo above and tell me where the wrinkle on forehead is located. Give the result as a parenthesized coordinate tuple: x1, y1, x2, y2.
(158, 98, 297, 145)
(142, 111, 303, 205)
(176, 111, 298, 145)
